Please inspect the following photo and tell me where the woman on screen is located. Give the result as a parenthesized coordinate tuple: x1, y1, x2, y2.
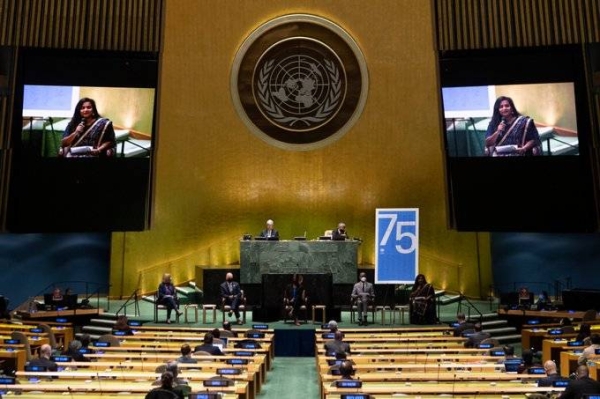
(59, 97, 116, 157)
(484, 96, 542, 157)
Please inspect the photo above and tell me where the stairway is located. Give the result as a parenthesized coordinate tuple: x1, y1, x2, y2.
(471, 312, 521, 345)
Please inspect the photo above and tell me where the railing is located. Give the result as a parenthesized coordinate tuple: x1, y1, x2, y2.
(115, 289, 140, 317)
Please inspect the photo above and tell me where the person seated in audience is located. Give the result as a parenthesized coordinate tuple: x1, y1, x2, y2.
(338, 360, 355, 379)
(157, 273, 183, 324)
(79, 333, 95, 353)
(559, 364, 600, 399)
(145, 371, 184, 399)
(453, 312, 475, 337)
(559, 317, 575, 333)
(113, 315, 134, 335)
(463, 323, 490, 348)
(221, 321, 238, 337)
(536, 291, 551, 310)
(193, 333, 224, 356)
(502, 345, 519, 361)
(579, 334, 600, 365)
(518, 349, 542, 373)
(334, 350, 355, 365)
(28, 344, 58, 371)
(577, 323, 592, 343)
(327, 320, 339, 333)
(324, 331, 351, 355)
(62, 340, 89, 362)
(176, 344, 197, 364)
(211, 328, 226, 347)
(538, 360, 564, 387)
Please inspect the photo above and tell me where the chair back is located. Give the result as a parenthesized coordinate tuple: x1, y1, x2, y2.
(37, 323, 58, 349)
(11, 330, 33, 361)
(98, 334, 121, 347)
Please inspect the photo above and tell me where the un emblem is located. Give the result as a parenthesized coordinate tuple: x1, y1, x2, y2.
(231, 15, 368, 151)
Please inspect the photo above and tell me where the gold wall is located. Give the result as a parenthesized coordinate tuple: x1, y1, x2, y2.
(110, 0, 492, 298)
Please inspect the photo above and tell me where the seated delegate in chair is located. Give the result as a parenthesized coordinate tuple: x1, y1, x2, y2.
(284, 274, 306, 326)
(62, 340, 89, 362)
(177, 344, 197, 364)
(409, 274, 436, 324)
(145, 371, 185, 399)
(157, 273, 182, 324)
(453, 312, 475, 337)
(113, 315, 134, 335)
(324, 331, 351, 355)
(351, 272, 374, 326)
(220, 272, 244, 325)
(194, 333, 224, 356)
(28, 344, 58, 371)
(464, 323, 490, 348)
(559, 364, 600, 399)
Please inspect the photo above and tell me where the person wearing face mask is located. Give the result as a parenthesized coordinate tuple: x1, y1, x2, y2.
(220, 272, 243, 325)
(351, 272, 375, 326)
(332, 222, 349, 241)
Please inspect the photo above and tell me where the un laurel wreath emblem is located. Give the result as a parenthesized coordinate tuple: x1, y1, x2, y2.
(231, 14, 368, 151)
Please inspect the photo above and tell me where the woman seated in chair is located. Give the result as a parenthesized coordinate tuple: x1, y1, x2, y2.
(158, 273, 182, 324)
(284, 274, 306, 326)
(409, 274, 436, 324)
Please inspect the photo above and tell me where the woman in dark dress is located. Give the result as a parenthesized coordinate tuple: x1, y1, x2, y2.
(409, 274, 436, 324)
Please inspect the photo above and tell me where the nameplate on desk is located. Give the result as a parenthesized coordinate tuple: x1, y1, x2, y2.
(217, 368, 242, 375)
(341, 395, 370, 399)
(234, 351, 253, 357)
(203, 379, 232, 387)
(246, 332, 265, 339)
(0, 377, 15, 385)
(327, 359, 344, 366)
(528, 367, 546, 374)
(239, 342, 260, 349)
(548, 329, 563, 335)
(553, 380, 570, 387)
(322, 333, 335, 339)
(335, 380, 362, 388)
(190, 394, 220, 399)
(568, 341, 584, 347)
(450, 322, 460, 328)
(29, 328, 43, 333)
(3, 339, 19, 345)
(55, 317, 68, 323)
(594, 348, 600, 355)
(24, 366, 47, 372)
(226, 358, 248, 365)
(527, 319, 541, 325)
(582, 395, 600, 399)
(51, 355, 71, 362)
(94, 341, 110, 347)
(112, 330, 128, 336)
(78, 348, 92, 354)
(490, 349, 505, 356)
(478, 343, 493, 349)
(252, 324, 269, 330)
(127, 320, 142, 326)
(574, 349, 584, 354)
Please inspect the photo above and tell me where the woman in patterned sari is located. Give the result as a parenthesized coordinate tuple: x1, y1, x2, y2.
(485, 96, 542, 157)
(59, 97, 116, 157)
(409, 274, 436, 324)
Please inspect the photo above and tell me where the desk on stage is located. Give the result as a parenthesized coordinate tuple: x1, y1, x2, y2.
(240, 239, 360, 284)
(16, 308, 103, 323)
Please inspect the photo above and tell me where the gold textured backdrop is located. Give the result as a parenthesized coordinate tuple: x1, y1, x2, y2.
(110, 0, 492, 298)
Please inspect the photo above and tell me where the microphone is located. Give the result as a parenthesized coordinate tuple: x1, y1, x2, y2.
(68, 386, 74, 399)
(423, 352, 429, 373)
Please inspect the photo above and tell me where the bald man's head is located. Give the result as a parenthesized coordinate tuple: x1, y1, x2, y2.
(543, 360, 557, 375)
(226, 273, 233, 281)
(40, 344, 52, 358)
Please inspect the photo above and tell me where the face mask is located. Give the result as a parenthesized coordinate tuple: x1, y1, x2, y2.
(360, 277, 367, 282)
(226, 278, 232, 282)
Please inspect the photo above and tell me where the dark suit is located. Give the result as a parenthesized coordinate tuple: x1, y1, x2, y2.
(560, 376, 600, 399)
(259, 229, 279, 239)
(220, 280, 242, 320)
(464, 331, 491, 348)
(453, 321, 476, 337)
(28, 357, 58, 372)
(331, 229, 348, 241)
(537, 373, 566, 387)
(193, 344, 224, 356)
(324, 339, 351, 355)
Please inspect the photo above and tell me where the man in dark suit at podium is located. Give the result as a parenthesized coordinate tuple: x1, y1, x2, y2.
(220, 272, 243, 324)
(332, 222, 348, 241)
(259, 219, 279, 240)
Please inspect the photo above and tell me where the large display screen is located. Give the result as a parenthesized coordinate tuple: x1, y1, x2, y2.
(438, 45, 598, 232)
(7, 48, 159, 232)
(442, 82, 579, 157)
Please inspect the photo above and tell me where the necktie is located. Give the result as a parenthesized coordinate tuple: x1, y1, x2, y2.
(362, 282, 365, 292)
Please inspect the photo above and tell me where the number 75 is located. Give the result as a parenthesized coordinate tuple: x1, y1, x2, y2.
(378, 214, 417, 254)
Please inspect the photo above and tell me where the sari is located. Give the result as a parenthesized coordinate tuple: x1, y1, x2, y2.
(60, 117, 116, 157)
(485, 116, 542, 157)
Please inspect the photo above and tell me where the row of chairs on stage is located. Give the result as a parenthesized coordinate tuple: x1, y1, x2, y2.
(153, 290, 415, 325)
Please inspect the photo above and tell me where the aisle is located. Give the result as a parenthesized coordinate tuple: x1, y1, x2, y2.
(257, 357, 319, 399)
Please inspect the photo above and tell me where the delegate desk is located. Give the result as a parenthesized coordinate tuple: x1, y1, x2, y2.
(240, 239, 360, 284)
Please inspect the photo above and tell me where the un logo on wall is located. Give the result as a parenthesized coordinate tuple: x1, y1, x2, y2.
(232, 15, 368, 151)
